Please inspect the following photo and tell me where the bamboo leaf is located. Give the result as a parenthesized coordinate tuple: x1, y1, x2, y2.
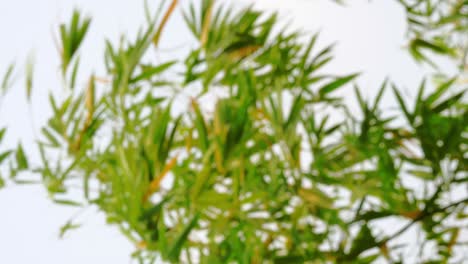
(53, 199, 83, 207)
(168, 213, 200, 261)
(59, 220, 82, 238)
(0, 151, 12, 164)
(69, 56, 80, 90)
(25, 54, 35, 102)
(191, 99, 209, 151)
(41, 127, 60, 147)
(130, 61, 176, 83)
(348, 224, 376, 259)
(1, 62, 15, 94)
(426, 78, 457, 106)
(319, 73, 359, 96)
(0, 128, 6, 143)
(432, 90, 465, 113)
(372, 78, 388, 112)
(60, 9, 91, 74)
(15, 143, 28, 170)
(392, 84, 413, 123)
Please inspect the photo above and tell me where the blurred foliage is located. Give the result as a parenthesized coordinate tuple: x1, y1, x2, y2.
(59, 10, 91, 78)
(2, 0, 467, 263)
(0, 65, 11, 188)
(0, 62, 31, 188)
(398, 0, 468, 70)
(0, 127, 8, 188)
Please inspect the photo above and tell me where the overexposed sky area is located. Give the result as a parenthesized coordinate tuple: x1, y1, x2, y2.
(0, 0, 456, 263)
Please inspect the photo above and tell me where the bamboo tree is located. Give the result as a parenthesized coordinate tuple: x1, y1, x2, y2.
(2, 0, 467, 263)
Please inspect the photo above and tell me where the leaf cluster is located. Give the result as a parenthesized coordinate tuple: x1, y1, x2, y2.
(2, 1, 467, 263)
(398, 0, 468, 69)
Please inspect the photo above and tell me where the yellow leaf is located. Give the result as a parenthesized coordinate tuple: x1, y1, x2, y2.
(400, 210, 421, 220)
(136, 240, 147, 250)
(200, 0, 215, 47)
(85, 75, 95, 115)
(227, 45, 262, 61)
(379, 242, 390, 259)
(153, 0, 178, 48)
(143, 155, 178, 202)
(447, 228, 459, 254)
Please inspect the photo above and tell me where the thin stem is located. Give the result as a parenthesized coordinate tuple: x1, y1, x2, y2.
(343, 193, 468, 261)
(377, 197, 468, 247)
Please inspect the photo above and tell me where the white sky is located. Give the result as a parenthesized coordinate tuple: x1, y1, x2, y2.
(0, 0, 458, 263)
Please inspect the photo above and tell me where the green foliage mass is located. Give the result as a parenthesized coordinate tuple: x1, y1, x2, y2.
(399, 0, 468, 70)
(0, 0, 467, 263)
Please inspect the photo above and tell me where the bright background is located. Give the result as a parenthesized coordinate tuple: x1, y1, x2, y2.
(0, 0, 455, 263)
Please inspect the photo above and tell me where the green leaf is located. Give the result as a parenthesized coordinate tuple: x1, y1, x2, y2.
(130, 61, 176, 83)
(15, 143, 28, 170)
(59, 220, 82, 238)
(319, 73, 359, 96)
(354, 85, 366, 110)
(348, 224, 376, 259)
(60, 9, 91, 75)
(432, 90, 465, 113)
(139, 196, 171, 221)
(168, 213, 200, 261)
(354, 210, 393, 222)
(0, 150, 12, 164)
(25, 54, 35, 102)
(69, 56, 80, 90)
(284, 94, 303, 131)
(192, 100, 209, 151)
(408, 169, 435, 180)
(392, 84, 413, 123)
(411, 38, 455, 56)
(414, 79, 426, 115)
(1, 62, 15, 94)
(53, 199, 83, 207)
(274, 256, 304, 264)
(0, 128, 6, 143)
(426, 78, 457, 106)
(41, 127, 61, 147)
(372, 78, 388, 112)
